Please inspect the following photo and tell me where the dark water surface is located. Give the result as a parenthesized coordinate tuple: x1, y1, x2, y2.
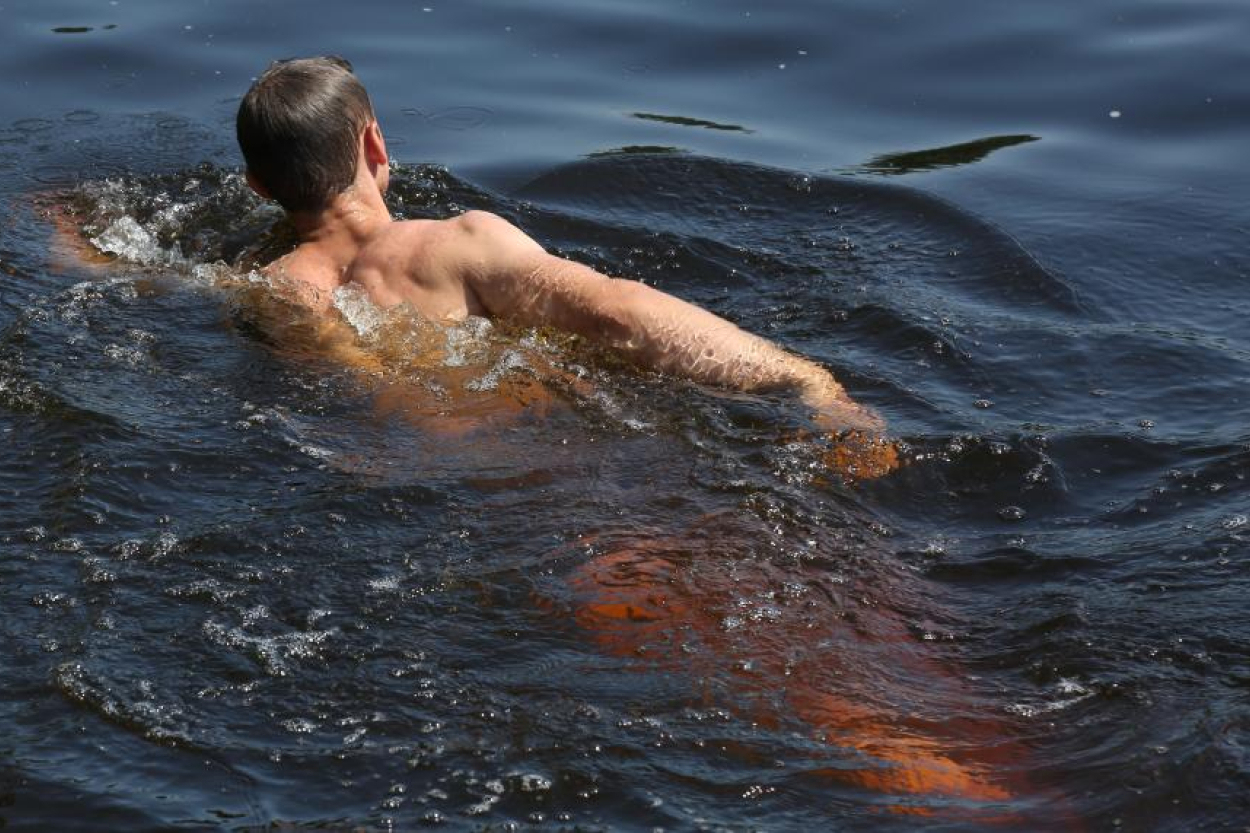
(2, 1, 1249, 831)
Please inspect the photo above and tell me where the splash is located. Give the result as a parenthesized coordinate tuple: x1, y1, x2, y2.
(90, 215, 180, 266)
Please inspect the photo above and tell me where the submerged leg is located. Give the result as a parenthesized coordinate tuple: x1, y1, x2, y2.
(561, 526, 1033, 818)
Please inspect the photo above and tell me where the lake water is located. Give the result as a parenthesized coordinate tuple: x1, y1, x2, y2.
(2, 0, 1248, 830)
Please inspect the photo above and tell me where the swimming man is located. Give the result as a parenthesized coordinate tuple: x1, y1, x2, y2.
(233, 59, 1054, 813)
(236, 56, 880, 432)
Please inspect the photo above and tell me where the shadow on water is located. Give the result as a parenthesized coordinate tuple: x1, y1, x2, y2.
(588, 144, 687, 158)
(0, 116, 1247, 831)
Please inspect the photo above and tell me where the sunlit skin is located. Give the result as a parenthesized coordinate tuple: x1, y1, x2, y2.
(248, 117, 887, 438)
(239, 113, 905, 482)
(47, 105, 897, 462)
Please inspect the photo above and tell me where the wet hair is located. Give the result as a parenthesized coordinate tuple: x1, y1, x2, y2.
(236, 56, 375, 213)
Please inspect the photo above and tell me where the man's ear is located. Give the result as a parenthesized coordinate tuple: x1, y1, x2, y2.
(362, 120, 388, 169)
(245, 170, 272, 200)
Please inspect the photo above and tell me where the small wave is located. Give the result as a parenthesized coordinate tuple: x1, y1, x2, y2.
(201, 616, 338, 678)
(1006, 678, 1096, 718)
(72, 164, 284, 268)
(53, 662, 193, 746)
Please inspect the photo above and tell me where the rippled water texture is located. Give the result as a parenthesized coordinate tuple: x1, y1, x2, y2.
(3, 0, 1250, 830)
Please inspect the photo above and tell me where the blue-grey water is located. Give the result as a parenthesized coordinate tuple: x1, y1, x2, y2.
(2, 1, 1248, 830)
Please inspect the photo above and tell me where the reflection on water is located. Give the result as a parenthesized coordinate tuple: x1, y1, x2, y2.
(861, 135, 1040, 175)
(50, 26, 116, 35)
(630, 112, 753, 133)
(589, 144, 685, 157)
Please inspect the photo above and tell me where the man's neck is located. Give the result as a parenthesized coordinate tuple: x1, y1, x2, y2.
(288, 180, 392, 272)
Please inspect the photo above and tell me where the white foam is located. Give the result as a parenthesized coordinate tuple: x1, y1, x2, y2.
(201, 618, 338, 677)
(332, 284, 385, 337)
(442, 316, 493, 367)
(465, 348, 527, 391)
(281, 717, 320, 734)
(1005, 678, 1094, 718)
(90, 215, 183, 267)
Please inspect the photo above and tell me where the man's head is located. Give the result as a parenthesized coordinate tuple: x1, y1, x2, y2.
(237, 56, 384, 214)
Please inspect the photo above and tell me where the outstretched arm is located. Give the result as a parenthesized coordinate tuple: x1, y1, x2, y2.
(456, 211, 882, 432)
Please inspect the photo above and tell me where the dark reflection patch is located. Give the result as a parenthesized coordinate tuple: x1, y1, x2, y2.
(862, 134, 1040, 175)
(630, 111, 752, 132)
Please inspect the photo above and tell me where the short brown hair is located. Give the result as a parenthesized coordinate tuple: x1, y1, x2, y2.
(236, 56, 374, 213)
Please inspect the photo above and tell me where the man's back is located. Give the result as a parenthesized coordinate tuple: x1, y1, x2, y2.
(263, 215, 484, 321)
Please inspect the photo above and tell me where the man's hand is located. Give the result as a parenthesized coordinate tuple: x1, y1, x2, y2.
(798, 377, 884, 435)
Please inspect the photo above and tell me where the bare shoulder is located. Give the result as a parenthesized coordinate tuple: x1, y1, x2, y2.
(448, 211, 541, 250)
(452, 209, 511, 234)
(445, 212, 548, 275)
(372, 212, 545, 278)
(356, 215, 500, 262)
